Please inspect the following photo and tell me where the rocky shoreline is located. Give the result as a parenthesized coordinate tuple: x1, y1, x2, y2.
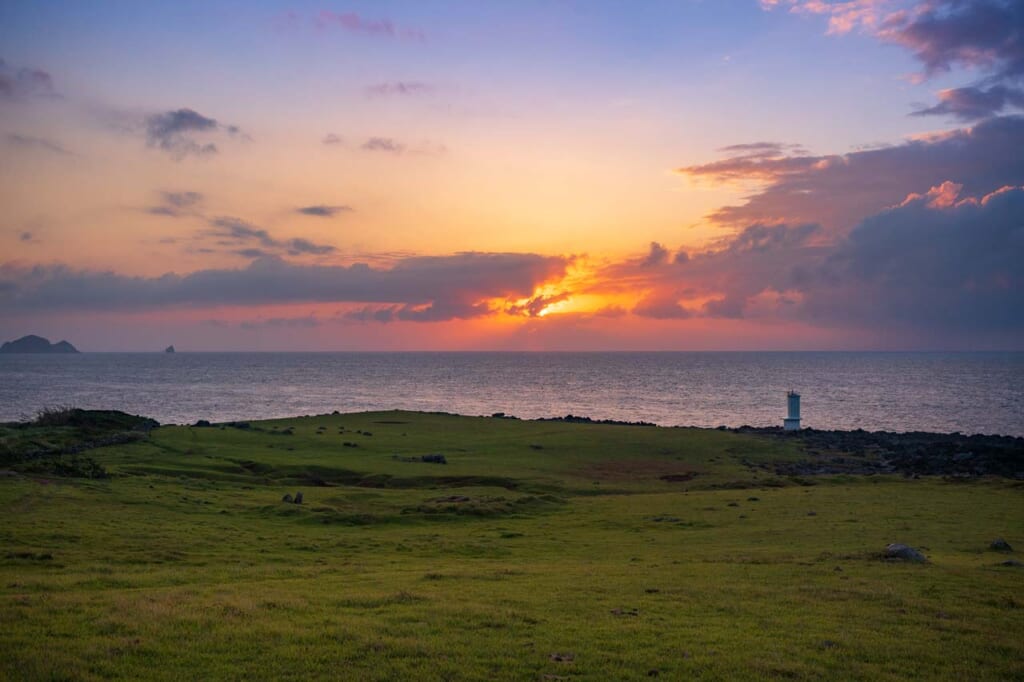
(730, 425, 1024, 480)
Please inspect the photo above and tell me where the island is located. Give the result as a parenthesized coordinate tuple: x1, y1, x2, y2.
(0, 334, 79, 354)
(165, 345, 176, 353)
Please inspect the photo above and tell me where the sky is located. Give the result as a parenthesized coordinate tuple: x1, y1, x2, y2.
(0, 0, 1022, 351)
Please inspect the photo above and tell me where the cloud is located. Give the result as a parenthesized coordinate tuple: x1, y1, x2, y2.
(759, 0, 893, 35)
(718, 141, 808, 159)
(313, 11, 425, 41)
(763, 2, 1024, 122)
(297, 205, 352, 218)
(676, 115, 1024, 229)
(325, 134, 445, 156)
(614, 184, 1023, 337)
(364, 81, 434, 97)
(148, 191, 204, 217)
(633, 294, 693, 320)
(361, 137, 405, 153)
(504, 292, 570, 317)
(0, 58, 57, 100)
(799, 182, 1024, 333)
(879, 1, 1024, 80)
(144, 108, 244, 159)
(240, 315, 321, 330)
(640, 242, 670, 267)
(911, 84, 1024, 120)
(5, 133, 72, 155)
(0, 252, 570, 323)
(205, 216, 336, 256)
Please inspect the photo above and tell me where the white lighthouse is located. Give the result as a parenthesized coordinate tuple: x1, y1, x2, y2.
(783, 390, 801, 431)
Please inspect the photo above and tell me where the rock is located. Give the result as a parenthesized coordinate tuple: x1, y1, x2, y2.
(282, 493, 293, 503)
(998, 559, 1022, 567)
(294, 491, 303, 505)
(989, 538, 1013, 552)
(421, 454, 447, 464)
(165, 345, 175, 353)
(885, 543, 927, 562)
(549, 653, 575, 663)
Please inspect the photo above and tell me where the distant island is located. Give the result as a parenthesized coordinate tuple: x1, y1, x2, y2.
(165, 345, 175, 353)
(0, 334, 80, 354)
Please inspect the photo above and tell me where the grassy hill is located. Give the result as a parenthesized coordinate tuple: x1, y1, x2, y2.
(1, 411, 1021, 680)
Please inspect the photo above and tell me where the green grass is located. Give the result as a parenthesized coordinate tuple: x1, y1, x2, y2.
(1, 411, 1021, 680)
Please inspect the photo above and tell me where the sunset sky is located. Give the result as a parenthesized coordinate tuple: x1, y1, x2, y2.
(1, 0, 1022, 350)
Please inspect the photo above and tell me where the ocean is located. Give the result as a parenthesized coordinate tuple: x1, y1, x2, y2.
(1, 352, 1021, 436)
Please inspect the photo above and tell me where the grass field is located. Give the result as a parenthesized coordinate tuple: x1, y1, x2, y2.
(1, 411, 1021, 680)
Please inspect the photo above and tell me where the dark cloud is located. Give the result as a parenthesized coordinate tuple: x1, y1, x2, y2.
(19, 232, 35, 243)
(313, 11, 425, 41)
(640, 242, 670, 267)
(235, 248, 270, 259)
(799, 183, 1024, 333)
(609, 222, 826, 322)
(322, 133, 343, 146)
(204, 216, 336, 256)
(0, 252, 569, 324)
(365, 81, 434, 97)
(144, 108, 244, 159)
(632, 295, 692, 320)
(361, 137, 405, 153)
(287, 237, 335, 255)
(240, 315, 320, 330)
(718, 141, 807, 159)
(297, 205, 352, 217)
(912, 84, 1024, 120)
(505, 292, 570, 317)
(677, 115, 1024, 229)
(881, 0, 1024, 80)
(620, 183, 1024, 337)
(148, 191, 204, 217)
(6, 133, 71, 155)
(878, 1, 1024, 121)
(0, 59, 57, 100)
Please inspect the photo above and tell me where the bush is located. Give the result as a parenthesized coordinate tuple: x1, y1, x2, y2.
(33, 405, 78, 427)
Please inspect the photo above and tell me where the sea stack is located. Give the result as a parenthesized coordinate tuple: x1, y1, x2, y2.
(0, 335, 80, 354)
(165, 345, 176, 353)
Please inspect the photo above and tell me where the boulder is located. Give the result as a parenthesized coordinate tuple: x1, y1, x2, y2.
(989, 538, 1013, 552)
(294, 491, 303, 505)
(282, 493, 293, 503)
(421, 454, 447, 464)
(885, 543, 927, 562)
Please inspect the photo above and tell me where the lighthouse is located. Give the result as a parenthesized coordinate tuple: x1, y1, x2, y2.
(783, 391, 801, 431)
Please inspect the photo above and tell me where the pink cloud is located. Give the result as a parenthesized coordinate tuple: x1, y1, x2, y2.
(313, 11, 425, 41)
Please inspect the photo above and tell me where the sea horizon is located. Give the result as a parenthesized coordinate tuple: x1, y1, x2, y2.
(4, 350, 1021, 436)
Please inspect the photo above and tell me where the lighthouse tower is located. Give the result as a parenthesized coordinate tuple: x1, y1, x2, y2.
(783, 391, 801, 431)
